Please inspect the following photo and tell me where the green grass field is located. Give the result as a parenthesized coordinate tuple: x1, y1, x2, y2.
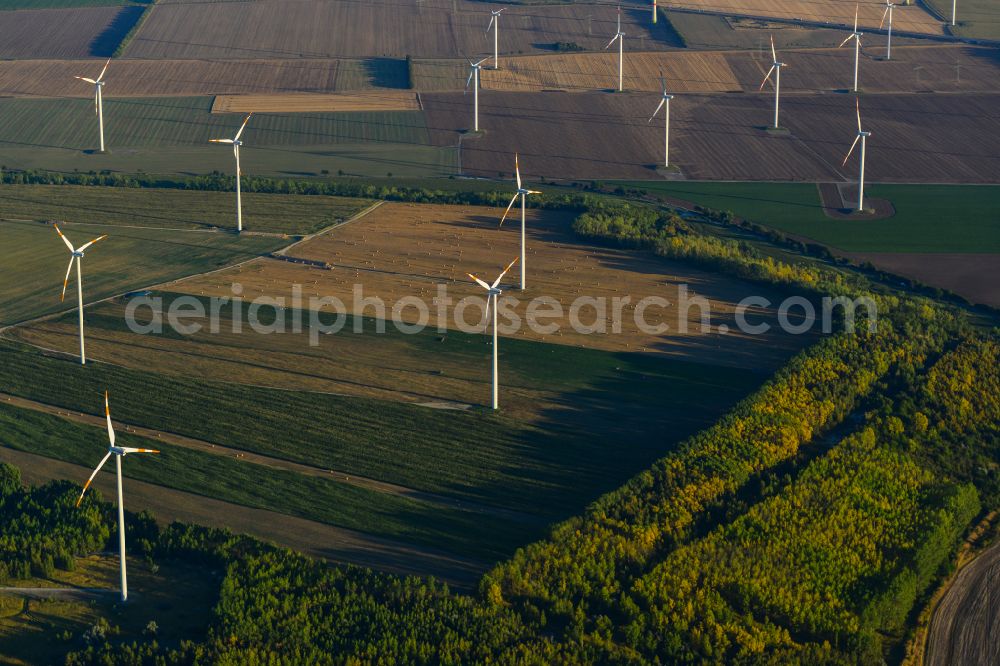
(624, 181, 1000, 253)
(0, 220, 283, 327)
(0, 184, 369, 234)
(926, 0, 1000, 40)
(0, 96, 457, 178)
(0, 318, 767, 524)
(0, 403, 527, 560)
(0, 185, 374, 326)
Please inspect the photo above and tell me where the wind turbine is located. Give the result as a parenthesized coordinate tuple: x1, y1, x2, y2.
(649, 72, 673, 167)
(839, 5, 864, 93)
(880, 1, 898, 60)
(55, 225, 106, 366)
(499, 154, 540, 290)
(842, 98, 871, 213)
(951, 0, 958, 27)
(76, 392, 159, 602)
(759, 34, 786, 129)
(604, 5, 625, 92)
(465, 58, 488, 132)
(467, 258, 518, 410)
(486, 8, 504, 70)
(209, 113, 252, 233)
(74, 59, 110, 153)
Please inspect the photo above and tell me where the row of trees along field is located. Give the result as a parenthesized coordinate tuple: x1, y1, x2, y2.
(1, 189, 995, 664)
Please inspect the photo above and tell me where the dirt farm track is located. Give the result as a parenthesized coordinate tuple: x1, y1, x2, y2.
(422, 91, 1000, 182)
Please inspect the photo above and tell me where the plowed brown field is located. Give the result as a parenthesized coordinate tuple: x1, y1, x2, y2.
(422, 90, 1000, 183)
(0, 5, 137, 59)
(124, 0, 677, 60)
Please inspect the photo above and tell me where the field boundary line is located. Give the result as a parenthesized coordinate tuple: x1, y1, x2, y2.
(272, 199, 383, 257)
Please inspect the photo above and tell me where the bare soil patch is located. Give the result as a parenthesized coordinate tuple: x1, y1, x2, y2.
(840, 251, 1000, 308)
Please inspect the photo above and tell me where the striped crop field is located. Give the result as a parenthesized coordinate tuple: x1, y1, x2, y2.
(211, 92, 421, 114)
(0, 96, 432, 150)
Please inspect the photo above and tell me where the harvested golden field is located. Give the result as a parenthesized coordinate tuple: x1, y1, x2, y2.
(211, 91, 421, 114)
(664, 0, 945, 36)
(0, 58, 401, 99)
(477, 45, 1000, 94)
(171, 202, 814, 371)
(480, 50, 743, 93)
(124, 0, 678, 60)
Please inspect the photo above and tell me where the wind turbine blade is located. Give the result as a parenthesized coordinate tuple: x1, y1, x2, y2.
(649, 98, 665, 121)
(119, 447, 160, 454)
(526, 190, 542, 195)
(60, 256, 74, 302)
(880, 6, 889, 29)
(466, 68, 475, 90)
(486, 16, 494, 33)
(770, 34, 777, 62)
(468, 273, 492, 291)
(759, 66, 775, 90)
(475, 58, 488, 67)
(76, 451, 112, 508)
(604, 34, 618, 50)
(233, 113, 252, 141)
(97, 58, 110, 83)
(75, 77, 97, 84)
(491, 257, 519, 289)
(499, 192, 519, 227)
(856, 98, 862, 132)
(209, 138, 235, 144)
(54, 224, 75, 252)
(105, 391, 116, 446)
(660, 70, 667, 95)
(854, 4, 859, 32)
(839, 34, 854, 48)
(515, 153, 522, 189)
(76, 234, 107, 253)
(843, 134, 861, 166)
(617, 3, 621, 32)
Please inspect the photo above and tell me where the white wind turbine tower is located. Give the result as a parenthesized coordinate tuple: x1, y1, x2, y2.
(74, 59, 111, 153)
(881, 1, 898, 60)
(465, 58, 488, 131)
(842, 98, 872, 212)
(76, 392, 159, 602)
(210, 113, 252, 233)
(759, 34, 786, 129)
(839, 6, 864, 93)
(649, 72, 673, 167)
(468, 258, 518, 410)
(605, 5, 626, 92)
(499, 154, 541, 290)
(55, 224, 106, 366)
(486, 8, 504, 70)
